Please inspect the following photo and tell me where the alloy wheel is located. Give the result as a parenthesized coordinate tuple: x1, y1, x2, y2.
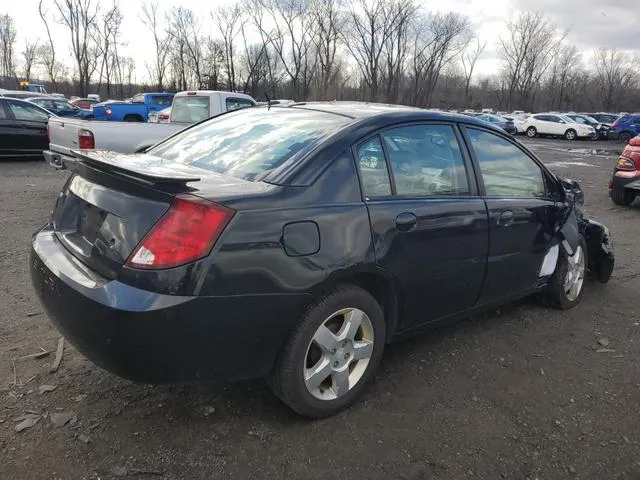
(564, 245, 585, 302)
(303, 308, 374, 401)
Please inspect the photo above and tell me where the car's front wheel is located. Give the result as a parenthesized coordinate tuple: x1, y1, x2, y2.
(543, 237, 588, 310)
(564, 129, 577, 140)
(268, 285, 385, 418)
(611, 186, 635, 206)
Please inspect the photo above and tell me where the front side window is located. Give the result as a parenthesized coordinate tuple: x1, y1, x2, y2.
(382, 124, 469, 196)
(7, 100, 49, 121)
(356, 136, 391, 197)
(226, 97, 255, 111)
(467, 128, 546, 198)
(150, 107, 349, 181)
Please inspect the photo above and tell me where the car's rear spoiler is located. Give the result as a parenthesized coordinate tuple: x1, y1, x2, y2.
(72, 150, 201, 187)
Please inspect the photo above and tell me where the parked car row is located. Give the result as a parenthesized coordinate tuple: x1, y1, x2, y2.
(460, 109, 638, 143)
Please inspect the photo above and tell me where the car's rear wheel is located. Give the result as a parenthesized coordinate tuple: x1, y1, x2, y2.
(564, 129, 577, 140)
(611, 186, 635, 206)
(526, 127, 537, 138)
(268, 285, 385, 418)
(542, 237, 587, 310)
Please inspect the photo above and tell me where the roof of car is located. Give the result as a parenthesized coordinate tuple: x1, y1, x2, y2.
(276, 101, 501, 129)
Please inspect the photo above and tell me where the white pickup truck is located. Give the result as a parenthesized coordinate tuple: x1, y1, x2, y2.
(44, 90, 256, 170)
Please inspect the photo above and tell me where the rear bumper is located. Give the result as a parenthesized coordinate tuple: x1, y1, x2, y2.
(44, 150, 77, 171)
(30, 228, 310, 383)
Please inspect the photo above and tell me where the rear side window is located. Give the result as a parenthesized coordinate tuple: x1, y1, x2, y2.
(382, 124, 469, 196)
(356, 136, 391, 197)
(170, 96, 210, 123)
(150, 107, 349, 181)
(467, 128, 545, 198)
(152, 95, 173, 106)
(226, 97, 254, 111)
(7, 100, 49, 121)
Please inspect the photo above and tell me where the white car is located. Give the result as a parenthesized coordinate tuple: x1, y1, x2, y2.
(522, 113, 596, 140)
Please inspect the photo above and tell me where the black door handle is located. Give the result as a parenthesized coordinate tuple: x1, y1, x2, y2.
(497, 210, 515, 227)
(395, 212, 417, 232)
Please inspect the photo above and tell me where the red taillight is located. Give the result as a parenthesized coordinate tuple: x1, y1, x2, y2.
(629, 136, 640, 146)
(104, 107, 112, 117)
(125, 195, 235, 270)
(616, 157, 636, 171)
(78, 129, 95, 149)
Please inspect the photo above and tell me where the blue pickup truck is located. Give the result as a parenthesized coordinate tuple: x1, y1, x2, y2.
(92, 92, 174, 122)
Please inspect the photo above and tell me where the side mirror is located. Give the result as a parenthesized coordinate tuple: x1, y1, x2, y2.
(560, 177, 584, 206)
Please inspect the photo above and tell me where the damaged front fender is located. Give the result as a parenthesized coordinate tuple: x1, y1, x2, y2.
(582, 219, 614, 284)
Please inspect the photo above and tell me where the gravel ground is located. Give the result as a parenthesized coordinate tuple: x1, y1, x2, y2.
(1, 138, 639, 480)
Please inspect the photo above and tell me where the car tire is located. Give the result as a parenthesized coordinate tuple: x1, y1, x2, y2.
(619, 132, 632, 144)
(564, 129, 577, 141)
(542, 237, 588, 310)
(268, 284, 386, 419)
(526, 127, 537, 138)
(610, 187, 635, 206)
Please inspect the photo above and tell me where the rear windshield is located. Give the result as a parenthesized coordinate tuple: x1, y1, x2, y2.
(170, 96, 210, 123)
(149, 107, 349, 181)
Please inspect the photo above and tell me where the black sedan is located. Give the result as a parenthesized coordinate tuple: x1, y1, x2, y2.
(0, 97, 53, 159)
(30, 103, 614, 418)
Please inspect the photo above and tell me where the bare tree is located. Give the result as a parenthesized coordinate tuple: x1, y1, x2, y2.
(93, 3, 123, 98)
(166, 7, 202, 89)
(38, 0, 59, 89)
(381, 0, 416, 103)
(54, 0, 100, 97)
(21, 40, 38, 81)
(0, 14, 17, 86)
(460, 36, 486, 105)
(141, 2, 169, 90)
(593, 48, 637, 112)
(545, 44, 581, 110)
(409, 12, 472, 107)
(344, 0, 411, 102)
(252, 0, 318, 100)
(214, 5, 243, 91)
(309, 0, 344, 100)
(498, 12, 566, 111)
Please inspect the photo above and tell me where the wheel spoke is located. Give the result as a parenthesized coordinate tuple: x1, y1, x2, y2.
(352, 340, 373, 360)
(332, 368, 350, 397)
(337, 309, 363, 341)
(573, 247, 582, 265)
(313, 325, 338, 352)
(304, 357, 332, 391)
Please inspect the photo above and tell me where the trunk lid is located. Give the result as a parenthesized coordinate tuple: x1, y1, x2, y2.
(51, 150, 270, 278)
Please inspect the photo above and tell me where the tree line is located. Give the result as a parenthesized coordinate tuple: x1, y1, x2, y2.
(0, 0, 639, 113)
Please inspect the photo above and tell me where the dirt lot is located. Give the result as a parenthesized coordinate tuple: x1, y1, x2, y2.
(1, 138, 639, 479)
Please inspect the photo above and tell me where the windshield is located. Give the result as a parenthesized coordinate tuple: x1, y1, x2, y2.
(149, 107, 350, 181)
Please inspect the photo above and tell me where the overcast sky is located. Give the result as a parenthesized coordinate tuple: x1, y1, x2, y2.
(4, 0, 639, 83)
